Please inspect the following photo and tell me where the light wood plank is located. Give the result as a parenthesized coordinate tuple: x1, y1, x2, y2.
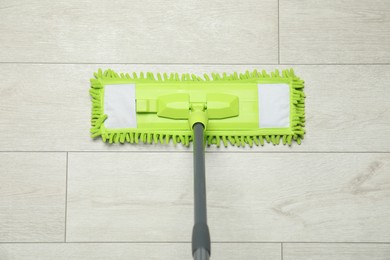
(67, 152, 390, 242)
(280, 0, 390, 64)
(0, 0, 278, 63)
(0, 153, 66, 242)
(0, 243, 280, 260)
(0, 64, 389, 152)
(284, 243, 390, 260)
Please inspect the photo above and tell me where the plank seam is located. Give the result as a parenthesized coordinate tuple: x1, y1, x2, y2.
(64, 152, 69, 242)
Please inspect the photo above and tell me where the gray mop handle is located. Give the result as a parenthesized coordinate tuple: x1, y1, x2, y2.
(192, 123, 211, 260)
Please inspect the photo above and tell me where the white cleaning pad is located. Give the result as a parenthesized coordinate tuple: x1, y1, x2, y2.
(104, 84, 137, 129)
(258, 84, 290, 128)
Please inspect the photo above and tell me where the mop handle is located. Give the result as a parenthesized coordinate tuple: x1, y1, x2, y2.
(192, 123, 211, 260)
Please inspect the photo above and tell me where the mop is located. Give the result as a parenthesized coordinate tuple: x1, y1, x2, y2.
(90, 68, 305, 260)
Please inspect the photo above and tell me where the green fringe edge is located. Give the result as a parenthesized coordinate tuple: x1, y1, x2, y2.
(90, 69, 305, 147)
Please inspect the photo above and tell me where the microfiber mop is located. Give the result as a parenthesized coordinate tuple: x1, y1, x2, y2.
(90, 69, 305, 260)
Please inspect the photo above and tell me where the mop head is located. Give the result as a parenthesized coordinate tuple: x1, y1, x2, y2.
(90, 69, 305, 147)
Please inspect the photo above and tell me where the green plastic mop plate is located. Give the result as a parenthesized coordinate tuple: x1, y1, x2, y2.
(90, 69, 305, 147)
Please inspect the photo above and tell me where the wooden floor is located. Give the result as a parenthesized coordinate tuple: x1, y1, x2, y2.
(1, 0, 390, 259)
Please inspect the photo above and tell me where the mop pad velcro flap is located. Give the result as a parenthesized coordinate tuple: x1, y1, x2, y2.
(90, 69, 305, 147)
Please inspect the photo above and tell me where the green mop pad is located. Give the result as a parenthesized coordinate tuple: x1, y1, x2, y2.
(90, 69, 305, 147)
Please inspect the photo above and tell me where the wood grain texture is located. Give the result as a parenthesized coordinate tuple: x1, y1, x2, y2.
(284, 243, 390, 260)
(0, 64, 389, 152)
(67, 152, 390, 242)
(0, 243, 280, 260)
(0, 0, 278, 64)
(280, 0, 390, 64)
(0, 153, 66, 242)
